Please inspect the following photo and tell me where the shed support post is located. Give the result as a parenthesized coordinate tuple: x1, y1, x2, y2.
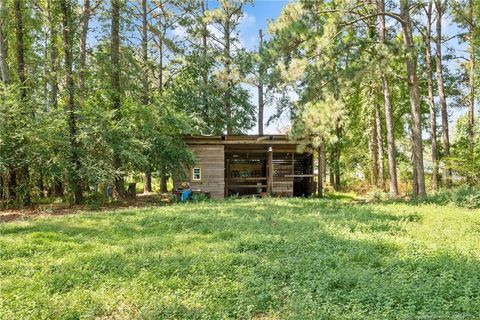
(267, 146, 273, 194)
(317, 143, 324, 198)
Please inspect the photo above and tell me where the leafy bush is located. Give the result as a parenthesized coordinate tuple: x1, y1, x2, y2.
(190, 192, 211, 203)
(84, 193, 108, 210)
(461, 193, 480, 209)
(413, 187, 480, 209)
(365, 188, 389, 202)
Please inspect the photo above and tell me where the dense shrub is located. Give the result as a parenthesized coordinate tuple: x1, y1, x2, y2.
(412, 187, 480, 209)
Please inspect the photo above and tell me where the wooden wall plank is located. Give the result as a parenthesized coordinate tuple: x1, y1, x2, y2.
(174, 144, 225, 199)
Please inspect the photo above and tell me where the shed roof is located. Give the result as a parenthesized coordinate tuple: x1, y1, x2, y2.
(184, 135, 305, 145)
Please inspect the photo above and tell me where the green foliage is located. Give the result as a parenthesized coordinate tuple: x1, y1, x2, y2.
(165, 53, 255, 135)
(409, 186, 480, 209)
(1, 0, 479, 205)
(0, 0, 256, 206)
(1, 198, 480, 318)
(266, 0, 421, 192)
(365, 188, 390, 202)
(448, 115, 480, 183)
(190, 192, 211, 203)
(83, 192, 108, 211)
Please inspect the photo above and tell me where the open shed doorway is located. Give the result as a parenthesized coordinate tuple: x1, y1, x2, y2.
(225, 146, 267, 197)
(292, 153, 314, 197)
(224, 144, 314, 197)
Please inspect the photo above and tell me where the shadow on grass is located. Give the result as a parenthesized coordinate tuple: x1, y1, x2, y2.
(0, 199, 479, 318)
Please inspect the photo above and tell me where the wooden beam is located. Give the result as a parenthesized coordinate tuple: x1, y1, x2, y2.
(228, 184, 267, 188)
(227, 177, 267, 181)
(292, 152, 294, 175)
(225, 148, 297, 154)
(186, 137, 304, 145)
(285, 174, 316, 178)
(187, 140, 301, 145)
(267, 146, 273, 194)
(225, 158, 229, 197)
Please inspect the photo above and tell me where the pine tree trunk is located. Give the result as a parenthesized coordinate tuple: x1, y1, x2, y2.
(322, 144, 327, 183)
(334, 149, 341, 191)
(375, 105, 385, 190)
(317, 142, 324, 198)
(14, 0, 31, 206)
(334, 124, 341, 191)
(47, 0, 58, 110)
(0, 0, 8, 84)
(329, 150, 335, 186)
(412, 154, 419, 196)
(141, 0, 149, 105)
(158, 36, 163, 90)
(14, 0, 26, 116)
(468, 47, 475, 152)
(19, 166, 30, 206)
(467, 0, 475, 152)
(144, 171, 152, 193)
(434, 0, 451, 188)
(258, 29, 264, 135)
(0, 0, 13, 204)
(78, 0, 90, 100)
(53, 178, 63, 196)
(111, 0, 125, 199)
(141, 0, 152, 194)
(424, 2, 439, 191)
(377, 0, 398, 197)
(369, 112, 379, 187)
(38, 173, 45, 198)
(400, 0, 426, 196)
(61, 0, 83, 204)
(201, 0, 209, 115)
(0, 174, 3, 203)
(160, 176, 168, 193)
(8, 168, 17, 204)
(225, 17, 232, 135)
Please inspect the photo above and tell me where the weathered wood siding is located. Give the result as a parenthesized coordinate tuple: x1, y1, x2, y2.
(174, 145, 225, 199)
(272, 154, 294, 196)
(273, 180, 294, 196)
(272, 163, 294, 196)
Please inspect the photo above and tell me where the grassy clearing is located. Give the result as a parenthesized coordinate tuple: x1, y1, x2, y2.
(0, 198, 479, 319)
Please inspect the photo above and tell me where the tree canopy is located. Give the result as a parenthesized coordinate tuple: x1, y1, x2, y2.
(0, 0, 478, 207)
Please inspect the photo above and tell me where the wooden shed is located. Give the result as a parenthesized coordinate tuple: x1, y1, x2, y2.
(173, 135, 314, 199)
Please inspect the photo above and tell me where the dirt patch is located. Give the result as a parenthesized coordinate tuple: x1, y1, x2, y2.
(0, 194, 170, 223)
(0, 212, 24, 223)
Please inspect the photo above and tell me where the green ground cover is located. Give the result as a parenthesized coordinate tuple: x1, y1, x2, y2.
(1, 197, 479, 319)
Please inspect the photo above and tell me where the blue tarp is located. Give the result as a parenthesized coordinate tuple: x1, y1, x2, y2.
(181, 189, 192, 202)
